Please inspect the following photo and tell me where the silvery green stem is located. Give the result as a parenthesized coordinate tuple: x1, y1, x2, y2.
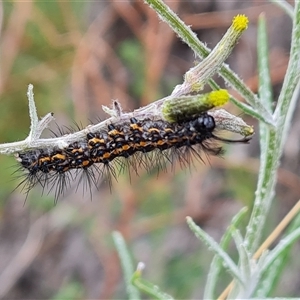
(245, 1, 300, 254)
(269, 0, 294, 19)
(144, 0, 274, 125)
(112, 232, 140, 300)
(0, 87, 252, 155)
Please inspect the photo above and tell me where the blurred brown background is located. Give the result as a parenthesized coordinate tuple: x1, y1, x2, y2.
(0, 1, 299, 299)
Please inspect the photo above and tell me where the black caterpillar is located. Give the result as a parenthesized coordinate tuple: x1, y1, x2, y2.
(16, 113, 250, 199)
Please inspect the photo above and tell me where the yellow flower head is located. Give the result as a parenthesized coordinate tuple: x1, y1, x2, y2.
(232, 14, 249, 32)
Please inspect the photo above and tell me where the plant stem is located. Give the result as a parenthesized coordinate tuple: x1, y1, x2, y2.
(245, 1, 300, 253)
(144, 0, 274, 125)
(112, 232, 140, 300)
(269, 0, 294, 19)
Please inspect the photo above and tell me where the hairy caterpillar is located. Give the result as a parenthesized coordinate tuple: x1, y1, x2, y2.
(15, 113, 251, 200)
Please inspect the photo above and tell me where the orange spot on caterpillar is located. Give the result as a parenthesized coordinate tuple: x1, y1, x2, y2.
(122, 144, 130, 151)
(148, 128, 160, 134)
(130, 123, 143, 132)
(52, 153, 65, 161)
(82, 160, 90, 167)
(39, 157, 51, 164)
(108, 129, 123, 136)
